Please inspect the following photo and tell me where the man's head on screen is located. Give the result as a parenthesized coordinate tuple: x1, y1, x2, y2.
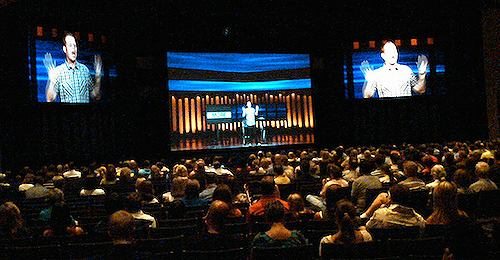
(381, 41, 398, 66)
(246, 101, 252, 108)
(63, 33, 78, 64)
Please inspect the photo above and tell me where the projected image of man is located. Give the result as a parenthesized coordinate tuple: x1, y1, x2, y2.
(44, 32, 102, 103)
(242, 101, 259, 145)
(361, 41, 428, 98)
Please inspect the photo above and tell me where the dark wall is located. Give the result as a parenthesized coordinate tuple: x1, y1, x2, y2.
(0, 0, 489, 170)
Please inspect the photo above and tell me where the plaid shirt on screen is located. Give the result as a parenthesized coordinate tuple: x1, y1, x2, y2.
(52, 61, 94, 103)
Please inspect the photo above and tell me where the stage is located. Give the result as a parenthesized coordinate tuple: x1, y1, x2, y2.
(171, 130, 314, 151)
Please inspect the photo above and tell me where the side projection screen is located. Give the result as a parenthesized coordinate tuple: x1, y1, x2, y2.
(344, 39, 446, 99)
(30, 35, 117, 103)
(168, 52, 314, 151)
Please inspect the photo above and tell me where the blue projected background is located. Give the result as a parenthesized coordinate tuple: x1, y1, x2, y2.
(167, 52, 311, 92)
(34, 39, 117, 102)
(346, 48, 446, 99)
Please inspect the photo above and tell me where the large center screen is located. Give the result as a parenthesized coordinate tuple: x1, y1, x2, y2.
(168, 52, 314, 151)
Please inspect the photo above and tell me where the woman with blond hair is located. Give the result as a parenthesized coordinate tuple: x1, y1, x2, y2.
(426, 181, 468, 225)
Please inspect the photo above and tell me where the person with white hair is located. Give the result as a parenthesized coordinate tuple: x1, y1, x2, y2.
(469, 161, 498, 193)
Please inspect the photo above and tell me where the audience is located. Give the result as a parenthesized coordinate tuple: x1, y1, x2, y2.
(426, 181, 468, 225)
(366, 183, 425, 229)
(134, 180, 159, 204)
(109, 210, 136, 244)
(0, 141, 499, 258)
(63, 162, 82, 178)
(251, 200, 307, 248)
(273, 164, 291, 185)
(247, 176, 290, 221)
(212, 184, 242, 218)
(181, 179, 209, 207)
(163, 176, 187, 203)
(351, 160, 382, 214)
(399, 161, 427, 191)
(100, 164, 118, 185)
(319, 199, 372, 256)
(426, 164, 446, 191)
(287, 193, 313, 221)
(0, 201, 29, 238)
(43, 201, 84, 237)
(25, 176, 50, 199)
(199, 174, 218, 202)
(313, 184, 345, 221)
(80, 176, 106, 196)
(124, 193, 157, 228)
(469, 161, 498, 193)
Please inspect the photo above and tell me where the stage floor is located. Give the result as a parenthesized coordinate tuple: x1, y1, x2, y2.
(171, 131, 314, 151)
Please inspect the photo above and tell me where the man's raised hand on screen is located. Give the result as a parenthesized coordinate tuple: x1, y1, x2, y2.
(43, 53, 56, 82)
(94, 54, 102, 78)
(417, 55, 428, 75)
(360, 60, 374, 80)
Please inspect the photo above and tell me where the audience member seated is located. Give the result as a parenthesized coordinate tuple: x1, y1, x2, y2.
(247, 176, 290, 221)
(426, 181, 468, 225)
(342, 154, 360, 183)
(18, 173, 35, 192)
(95, 193, 125, 233)
(109, 210, 136, 244)
(295, 156, 316, 180)
(199, 174, 218, 202)
(106, 210, 137, 260)
(25, 176, 50, 199)
(319, 199, 373, 256)
(172, 164, 189, 179)
(116, 167, 135, 191)
(40, 189, 67, 221)
(100, 164, 118, 185)
(138, 160, 152, 179)
(0, 201, 30, 239)
(251, 200, 307, 248)
(43, 201, 84, 237)
(453, 168, 472, 194)
(181, 179, 209, 207)
(213, 161, 234, 176)
(399, 161, 427, 191)
(163, 177, 187, 203)
(371, 154, 391, 183)
(185, 200, 246, 251)
(166, 199, 187, 219)
(124, 193, 157, 228)
(63, 162, 82, 178)
(212, 184, 242, 218)
(351, 160, 382, 214)
(322, 164, 349, 189)
(189, 159, 208, 188)
(287, 193, 313, 221)
(313, 184, 346, 221)
(426, 164, 446, 191)
(273, 164, 291, 185)
(366, 183, 425, 229)
(134, 180, 159, 204)
(427, 182, 489, 259)
(80, 176, 106, 196)
(469, 161, 498, 193)
(307, 163, 348, 213)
